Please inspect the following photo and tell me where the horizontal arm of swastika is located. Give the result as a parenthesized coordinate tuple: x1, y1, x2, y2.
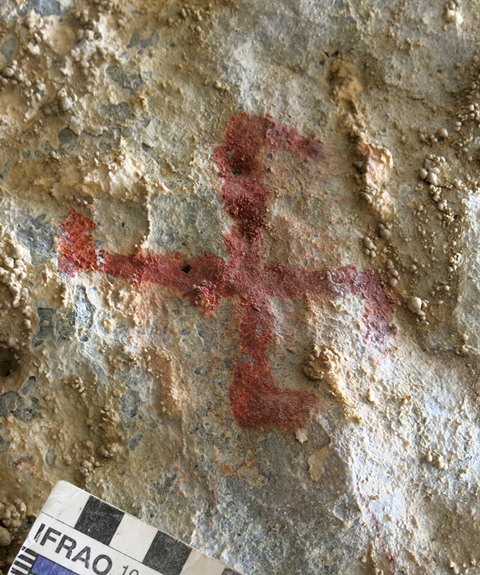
(58, 212, 393, 344)
(263, 264, 394, 345)
(58, 210, 229, 304)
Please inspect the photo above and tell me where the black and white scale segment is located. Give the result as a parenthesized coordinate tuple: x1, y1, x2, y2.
(8, 481, 243, 575)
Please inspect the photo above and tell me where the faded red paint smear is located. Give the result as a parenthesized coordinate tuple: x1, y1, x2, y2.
(357, 487, 397, 574)
(58, 113, 394, 431)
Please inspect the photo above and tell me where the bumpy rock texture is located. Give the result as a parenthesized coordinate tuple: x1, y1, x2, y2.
(1, 1, 480, 574)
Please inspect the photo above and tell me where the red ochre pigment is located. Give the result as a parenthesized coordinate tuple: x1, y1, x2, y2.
(58, 113, 394, 431)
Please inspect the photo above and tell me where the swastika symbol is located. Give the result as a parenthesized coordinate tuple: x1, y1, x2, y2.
(58, 113, 394, 431)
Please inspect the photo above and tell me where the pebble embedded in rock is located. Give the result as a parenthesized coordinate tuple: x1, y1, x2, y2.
(0, 525, 11, 547)
(407, 296, 423, 314)
(427, 172, 439, 186)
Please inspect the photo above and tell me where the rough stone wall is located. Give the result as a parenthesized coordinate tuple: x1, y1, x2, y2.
(1, 1, 480, 574)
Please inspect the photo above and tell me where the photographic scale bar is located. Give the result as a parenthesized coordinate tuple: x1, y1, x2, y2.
(8, 481, 243, 575)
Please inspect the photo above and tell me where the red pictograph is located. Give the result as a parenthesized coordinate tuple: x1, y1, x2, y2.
(58, 113, 394, 431)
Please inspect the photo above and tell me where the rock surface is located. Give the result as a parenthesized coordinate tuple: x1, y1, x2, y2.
(1, 1, 480, 574)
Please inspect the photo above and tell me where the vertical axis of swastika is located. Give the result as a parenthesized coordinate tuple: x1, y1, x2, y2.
(58, 113, 394, 431)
